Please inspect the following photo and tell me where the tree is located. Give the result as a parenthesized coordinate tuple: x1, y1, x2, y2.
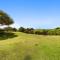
(55, 27, 60, 29)
(19, 27, 25, 32)
(24, 28, 34, 34)
(0, 10, 14, 26)
(12, 28, 17, 32)
(35, 30, 41, 35)
(42, 29, 48, 35)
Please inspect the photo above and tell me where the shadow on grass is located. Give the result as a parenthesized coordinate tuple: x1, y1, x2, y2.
(0, 32, 18, 40)
(24, 55, 32, 60)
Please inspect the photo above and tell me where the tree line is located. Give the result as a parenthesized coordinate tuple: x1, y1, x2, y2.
(18, 27, 60, 35)
(1, 26, 60, 35)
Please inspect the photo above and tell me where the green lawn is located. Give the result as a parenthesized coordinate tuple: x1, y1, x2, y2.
(0, 32, 60, 60)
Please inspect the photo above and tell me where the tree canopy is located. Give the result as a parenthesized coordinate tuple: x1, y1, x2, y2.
(0, 10, 14, 26)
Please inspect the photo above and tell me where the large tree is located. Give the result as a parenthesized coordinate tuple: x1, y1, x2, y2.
(0, 10, 14, 26)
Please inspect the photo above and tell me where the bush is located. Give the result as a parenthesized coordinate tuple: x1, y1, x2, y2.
(34, 29, 48, 35)
(42, 29, 48, 35)
(19, 27, 60, 35)
(24, 28, 34, 34)
(12, 28, 17, 32)
(19, 27, 25, 32)
(35, 31, 41, 35)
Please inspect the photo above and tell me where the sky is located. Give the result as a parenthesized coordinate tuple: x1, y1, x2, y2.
(0, 0, 60, 29)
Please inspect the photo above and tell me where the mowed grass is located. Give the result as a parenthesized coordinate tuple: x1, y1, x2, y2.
(0, 32, 60, 60)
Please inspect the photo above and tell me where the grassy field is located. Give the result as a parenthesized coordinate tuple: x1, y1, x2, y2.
(0, 32, 60, 60)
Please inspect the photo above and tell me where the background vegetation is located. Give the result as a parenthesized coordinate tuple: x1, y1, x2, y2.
(18, 27, 60, 35)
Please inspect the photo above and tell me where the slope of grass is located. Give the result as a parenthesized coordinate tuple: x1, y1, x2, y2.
(0, 32, 60, 60)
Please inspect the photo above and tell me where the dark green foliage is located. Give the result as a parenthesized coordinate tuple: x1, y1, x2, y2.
(12, 28, 17, 32)
(42, 29, 48, 35)
(0, 10, 14, 34)
(0, 32, 17, 40)
(0, 10, 14, 26)
(34, 28, 60, 35)
(19, 27, 25, 32)
(55, 27, 60, 29)
(34, 29, 48, 35)
(35, 31, 41, 35)
(19, 27, 34, 34)
(24, 28, 34, 34)
(18, 27, 60, 35)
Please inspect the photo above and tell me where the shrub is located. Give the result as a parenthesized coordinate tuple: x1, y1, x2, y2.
(12, 28, 17, 32)
(47, 29, 56, 35)
(19, 27, 25, 32)
(24, 28, 34, 34)
(34, 31, 41, 35)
